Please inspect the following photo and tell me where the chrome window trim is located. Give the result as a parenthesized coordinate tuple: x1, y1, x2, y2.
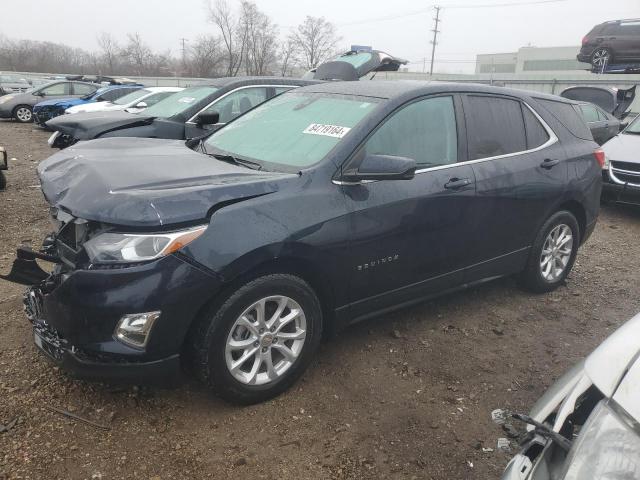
(185, 84, 300, 125)
(333, 100, 558, 186)
(414, 101, 558, 174)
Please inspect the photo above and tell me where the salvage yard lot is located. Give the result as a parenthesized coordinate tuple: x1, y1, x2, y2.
(0, 120, 639, 480)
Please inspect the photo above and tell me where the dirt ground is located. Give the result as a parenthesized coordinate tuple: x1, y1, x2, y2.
(0, 119, 639, 480)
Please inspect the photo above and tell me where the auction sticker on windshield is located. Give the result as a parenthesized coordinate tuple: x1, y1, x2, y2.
(178, 97, 196, 104)
(303, 124, 351, 138)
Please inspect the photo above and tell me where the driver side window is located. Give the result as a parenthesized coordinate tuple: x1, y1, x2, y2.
(363, 96, 458, 168)
(201, 87, 268, 124)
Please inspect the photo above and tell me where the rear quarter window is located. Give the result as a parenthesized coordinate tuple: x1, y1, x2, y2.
(523, 106, 550, 149)
(534, 98, 593, 141)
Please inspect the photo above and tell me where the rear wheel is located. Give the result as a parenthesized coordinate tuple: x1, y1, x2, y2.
(519, 210, 580, 293)
(591, 47, 612, 68)
(13, 105, 33, 123)
(191, 274, 323, 404)
(0, 171, 6, 190)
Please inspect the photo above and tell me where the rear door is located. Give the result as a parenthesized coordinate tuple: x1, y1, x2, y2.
(461, 94, 566, 282)
(343, 94, 477, 318)
(615, 21, 640, 60)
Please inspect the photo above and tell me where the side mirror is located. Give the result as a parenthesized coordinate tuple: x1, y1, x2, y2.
(35, 91, 45, 96)
(342, 154, 416, 183)
(195, 111, 220, 127)
(134, 101, 148, 109)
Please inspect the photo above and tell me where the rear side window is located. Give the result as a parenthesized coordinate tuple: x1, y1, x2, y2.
(364, 96, 458, 168)
(73, 83, 97, 95)
(523, 106, 550, 149)
(465, 95, 526, 160)
(580, 104, 600, 123)
(535, 98, 593, 140)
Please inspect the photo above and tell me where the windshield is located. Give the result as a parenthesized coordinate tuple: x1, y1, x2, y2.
(204, 92, 379, 171)
(333, 52, 373, 68)
(624, 115, 640, 134)
(114, 88, 150, 106)
(142, 86, 218, 118)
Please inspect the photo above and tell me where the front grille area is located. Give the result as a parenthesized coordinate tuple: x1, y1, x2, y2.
(610, 160, 640, 187)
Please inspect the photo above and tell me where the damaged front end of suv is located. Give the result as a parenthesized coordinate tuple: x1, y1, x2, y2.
(0, 137, 294, 385)
(502, 313, 640, 480)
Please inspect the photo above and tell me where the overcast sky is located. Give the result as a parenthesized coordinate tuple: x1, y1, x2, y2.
(2, 0, 639, 73)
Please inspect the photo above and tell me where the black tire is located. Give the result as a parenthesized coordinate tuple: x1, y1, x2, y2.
(591, 47, 613, 69)
(0, 171, 5, 191)
(190, 274, 323, 404)
(13, 105, 33, 123)
(518, 210, 580, 293)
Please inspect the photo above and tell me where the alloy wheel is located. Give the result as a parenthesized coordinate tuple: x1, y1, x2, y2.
(15, 107, 32, 122)
(225, 295, 307, 385)
(592, 49, 611, 67)
(539, 224, 573, 282)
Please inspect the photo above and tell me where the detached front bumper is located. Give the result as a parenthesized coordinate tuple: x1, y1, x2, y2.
(6, 249, 222, 385)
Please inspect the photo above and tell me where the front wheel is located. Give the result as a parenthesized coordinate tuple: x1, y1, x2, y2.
(518, 210, 580, 293)
(191, 274, 323, 404)
(13, 105, 33, 123)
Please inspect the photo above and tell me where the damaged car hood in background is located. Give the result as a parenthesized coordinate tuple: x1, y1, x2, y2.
(45, 110, 155, 140)
(37, 138, 296, 228)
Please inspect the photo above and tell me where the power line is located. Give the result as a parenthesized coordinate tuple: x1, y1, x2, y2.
(334, 0, 567, 28)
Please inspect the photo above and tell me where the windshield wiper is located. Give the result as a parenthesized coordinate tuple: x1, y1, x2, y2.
(201, 145, 262, 171)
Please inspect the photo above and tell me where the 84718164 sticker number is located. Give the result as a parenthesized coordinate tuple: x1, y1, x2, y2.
(303, 124, 351, 138)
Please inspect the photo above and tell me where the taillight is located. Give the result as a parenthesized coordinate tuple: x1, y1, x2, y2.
(594, 149, 606, 168)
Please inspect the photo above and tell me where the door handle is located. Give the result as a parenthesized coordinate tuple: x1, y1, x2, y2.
(444, 177, 472, 190)
(540, 158, 560, 169)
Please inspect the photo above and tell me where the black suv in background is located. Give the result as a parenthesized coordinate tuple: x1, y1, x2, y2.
(3, 82, 602, 404)
(578, 19, 640, 68)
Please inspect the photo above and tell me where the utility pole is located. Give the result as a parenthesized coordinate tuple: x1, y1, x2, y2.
(429, 6, 441, 76)
(180, 38, 188, 74)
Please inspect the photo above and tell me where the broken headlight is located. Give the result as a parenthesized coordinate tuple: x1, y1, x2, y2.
(561, 400, 640, 479)
(84, 225, 207, 264)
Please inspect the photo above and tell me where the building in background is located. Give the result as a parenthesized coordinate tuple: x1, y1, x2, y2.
(476, 46, 591, 75)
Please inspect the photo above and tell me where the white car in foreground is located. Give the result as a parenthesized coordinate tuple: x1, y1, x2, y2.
(502, 312, 640, 479)
(65, 87, 183, 115)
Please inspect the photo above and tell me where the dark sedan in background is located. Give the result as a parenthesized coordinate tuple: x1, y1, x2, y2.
(46, 77, 319, 148)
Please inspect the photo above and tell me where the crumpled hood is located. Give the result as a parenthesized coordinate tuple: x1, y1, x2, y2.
(37, 137, 296, 228)
(46, 110, 154, 140)
(602, 133, 640, 163)
(35, 97, 81, 108)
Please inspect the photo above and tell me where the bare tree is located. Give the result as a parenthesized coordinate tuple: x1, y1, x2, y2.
(291, 16, 340, 70)
(189, 35, 224, 77)
(240, 1, 278, 76)
(121, 33, 153, 76)
(279, 35, 298, 77)
(207, 0, 248, 76)
(97, 32, 119, 74)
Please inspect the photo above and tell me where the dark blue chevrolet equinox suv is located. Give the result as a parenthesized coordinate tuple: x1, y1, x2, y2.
(3, 81, 602, 404)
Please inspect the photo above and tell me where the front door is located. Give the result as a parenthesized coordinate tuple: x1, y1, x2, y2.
(342, 95, 477, 319)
